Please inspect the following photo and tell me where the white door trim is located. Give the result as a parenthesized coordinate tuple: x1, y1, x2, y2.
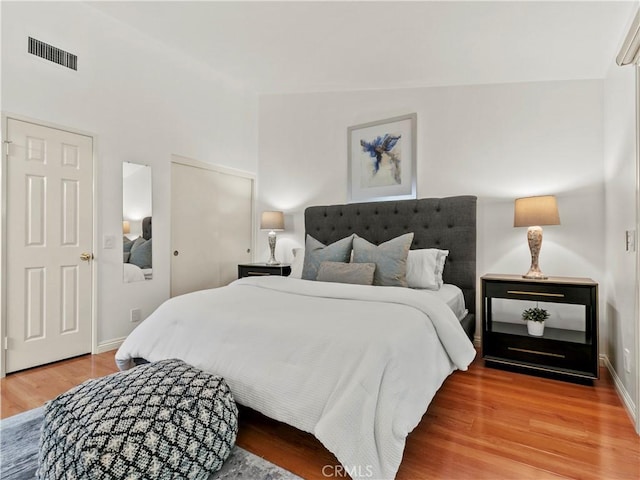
(0, 113, 98, 378)
(170, 154, 257, 182)
(635, 66, 640, 435)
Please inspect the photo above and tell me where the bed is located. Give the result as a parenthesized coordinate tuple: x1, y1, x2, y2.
(115, 196, 477, 479)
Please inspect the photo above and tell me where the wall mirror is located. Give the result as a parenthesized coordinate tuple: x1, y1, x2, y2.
(123, 162, 153, 282)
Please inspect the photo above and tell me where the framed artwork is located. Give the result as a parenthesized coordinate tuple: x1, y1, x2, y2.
(347, 113, 417, 203)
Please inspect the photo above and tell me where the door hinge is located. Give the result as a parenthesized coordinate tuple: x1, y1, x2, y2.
(3, 141, 12, 156)
(3, 337, 8, 350)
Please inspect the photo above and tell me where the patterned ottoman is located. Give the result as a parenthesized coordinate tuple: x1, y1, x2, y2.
(37, 359, 238, 479)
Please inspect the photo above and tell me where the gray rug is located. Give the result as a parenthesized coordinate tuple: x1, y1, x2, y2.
(0, 407, 302, 480)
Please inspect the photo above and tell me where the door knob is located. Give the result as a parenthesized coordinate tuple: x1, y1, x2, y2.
(80, 253, 93, 262)
(173, 250, 179, 256)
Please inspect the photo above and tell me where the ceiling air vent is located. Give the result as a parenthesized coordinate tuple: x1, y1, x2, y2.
(28, 37, 77, 71)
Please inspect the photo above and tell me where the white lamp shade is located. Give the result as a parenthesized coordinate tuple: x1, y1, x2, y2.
(514, 195, 560, 227)
(260, 211, 284, 231)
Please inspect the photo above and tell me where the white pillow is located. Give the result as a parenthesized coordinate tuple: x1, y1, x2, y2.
(406, 249, 449, 290)
(289, 248, 304, 278)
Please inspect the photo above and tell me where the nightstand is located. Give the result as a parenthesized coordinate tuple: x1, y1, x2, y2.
(238, 263, 292, 279)
(481, 274, 598, 382)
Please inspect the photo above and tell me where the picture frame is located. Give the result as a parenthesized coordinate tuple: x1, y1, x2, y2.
(347, 113, 417, 203)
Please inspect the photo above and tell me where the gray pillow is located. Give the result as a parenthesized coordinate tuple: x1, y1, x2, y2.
(129, 238, 152, 269)
(123, 236, 134, 253)
(316, 261, 376, 285)
(352, 233, 414, 287)
(302, 234, 354, 280)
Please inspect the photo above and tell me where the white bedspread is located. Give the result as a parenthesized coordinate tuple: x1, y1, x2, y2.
(115, 276, 475, 479)
(122, 263, 145, 283)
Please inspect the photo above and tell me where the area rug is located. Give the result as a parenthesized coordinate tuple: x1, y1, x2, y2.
(0, 407, 302, 480)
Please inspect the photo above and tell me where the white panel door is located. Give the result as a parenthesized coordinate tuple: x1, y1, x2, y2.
(5, 119, 93, 373)
(171, 160, 252, 297)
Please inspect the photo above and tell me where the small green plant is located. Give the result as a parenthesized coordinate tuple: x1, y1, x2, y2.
(522, 307, 549, 323)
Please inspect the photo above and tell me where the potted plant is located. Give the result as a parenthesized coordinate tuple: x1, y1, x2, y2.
(522, 306, 549, 336)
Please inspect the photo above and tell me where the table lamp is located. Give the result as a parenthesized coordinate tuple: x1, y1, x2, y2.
(260, 211, 284, 265)
(514, 195, 560, 279)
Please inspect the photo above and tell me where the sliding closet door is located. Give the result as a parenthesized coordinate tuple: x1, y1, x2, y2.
(216, 171, 253, 285)
(170, 158, 253, 297)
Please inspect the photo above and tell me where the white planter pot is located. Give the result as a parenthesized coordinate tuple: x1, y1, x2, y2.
(527, 320, 545, 336)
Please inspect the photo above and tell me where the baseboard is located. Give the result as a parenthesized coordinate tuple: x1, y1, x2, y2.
(602, 354, 637, 428)
(95, 337, 126, 354)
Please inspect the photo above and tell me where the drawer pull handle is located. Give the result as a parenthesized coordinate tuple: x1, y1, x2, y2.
(508, 347, 565, 358)
(507, 290, 565, 298)
(248, 271, 270, 276)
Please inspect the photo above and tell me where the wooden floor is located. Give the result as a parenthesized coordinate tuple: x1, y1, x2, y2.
(1, 351, 639, 479)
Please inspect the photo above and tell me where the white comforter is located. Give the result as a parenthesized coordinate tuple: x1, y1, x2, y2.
(115, 276, 476, 479)
(122, 263, 145, 283)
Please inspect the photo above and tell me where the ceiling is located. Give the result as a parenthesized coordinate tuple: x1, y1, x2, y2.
(90, 1, 638, 94)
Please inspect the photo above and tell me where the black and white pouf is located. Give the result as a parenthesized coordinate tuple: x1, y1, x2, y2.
(37, 359, 238, 480)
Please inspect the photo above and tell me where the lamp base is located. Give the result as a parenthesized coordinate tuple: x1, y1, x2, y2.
(522, 270, 548, 280)
(266, 231, 280, 265)
(523, 226, 547, 280)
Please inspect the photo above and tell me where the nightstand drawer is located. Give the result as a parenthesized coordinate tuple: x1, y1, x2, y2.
(238, 263, 292, 278)
(485, 281, 593, 305)
(485, 332, 593, 372)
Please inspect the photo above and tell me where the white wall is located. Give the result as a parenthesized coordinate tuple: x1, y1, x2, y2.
(258, 80, 605, 342)
(1, 2, 258, 350)
(604, 63, 638, 424)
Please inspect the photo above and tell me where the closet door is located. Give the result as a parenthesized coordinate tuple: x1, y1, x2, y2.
(170, 158, 253, 297)
(216, 171, 253, 285)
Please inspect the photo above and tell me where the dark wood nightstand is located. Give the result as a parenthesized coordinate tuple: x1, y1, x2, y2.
(238, 263, 292, 279)
(481, 274, 599, 383)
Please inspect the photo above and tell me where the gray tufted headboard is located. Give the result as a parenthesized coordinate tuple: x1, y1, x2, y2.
(304, 196, 477, 338)
(142, 216, 152, 241)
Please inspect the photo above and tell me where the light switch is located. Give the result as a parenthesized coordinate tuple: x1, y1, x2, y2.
(103, 234, 116, 249)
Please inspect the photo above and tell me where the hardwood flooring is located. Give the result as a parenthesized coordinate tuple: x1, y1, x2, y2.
(0, 351, 119, 418)
(1, 351, 638, 479)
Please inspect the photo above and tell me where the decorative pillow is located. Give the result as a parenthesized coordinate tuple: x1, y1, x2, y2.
(289, 248, 304, 279)
(130, 236, 145, 251)
(123, 252, 131, 263)
(129, 238, 152, 269)
(302, 235, 354, 280)
(434, 249, 449, 289)
(352, 233, 414, 287)
(406, 248, 449, 290)
(123, 236, 134, 253)
(37, 359, 238, 480)
(316, 261, 376, 285)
